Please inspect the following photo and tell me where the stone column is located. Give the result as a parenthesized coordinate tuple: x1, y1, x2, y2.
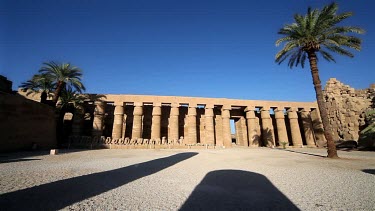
(151, 103, 161, 140)
(121, 114, 127, 138)
(112, 103, 124, 139)
(215, 113, 223, 147)
(245, 106, 259, 147)
(205, 105, 215, 145)
(301, 108, 316, 147)
(132, 102, 143, 139)
(92, 101, 106, 137)
(261, 107, 275, 147)
(72, 105, 84, 136)
(169, 103, 179, 141)
(311, 108, 326, 148)
(222, 107, 232, 148)
(274, 107, 288, 146)
(240, 117, 248, 146)
(288, 108, 303, 147)
(187, 105, 197, 144)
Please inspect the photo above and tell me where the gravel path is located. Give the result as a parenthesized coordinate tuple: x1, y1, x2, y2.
(0, 148, 374, 210)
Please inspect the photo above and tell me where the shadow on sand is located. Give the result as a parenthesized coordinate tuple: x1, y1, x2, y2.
(362, 169, 375, 175)
(180, 170, 300, 211)
(0, 158, 42, 164)
(0, 152, 197, 210)
(276, 148, 326, 158)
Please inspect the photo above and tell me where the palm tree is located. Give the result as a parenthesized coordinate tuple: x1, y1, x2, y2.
(275, 3, 365, 158)
(19, 73, 54, 104)
(39, 61, 85, 106)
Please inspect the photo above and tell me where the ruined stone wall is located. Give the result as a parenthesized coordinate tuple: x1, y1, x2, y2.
(0, 92, 57, 152)
(324, 78, 375, 141)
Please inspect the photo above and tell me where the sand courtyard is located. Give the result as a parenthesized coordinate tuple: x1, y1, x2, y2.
(0, 148, 374, 210)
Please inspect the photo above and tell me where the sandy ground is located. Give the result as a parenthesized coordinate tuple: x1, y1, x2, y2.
(0, 147, 374, 211)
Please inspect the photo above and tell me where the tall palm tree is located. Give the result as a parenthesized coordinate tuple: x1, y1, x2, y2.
(39, 61, 85, 106)
(275, 3, 365, 158)
(19, 73, 54, 103)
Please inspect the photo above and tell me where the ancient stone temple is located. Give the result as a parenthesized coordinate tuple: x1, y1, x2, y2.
(323, 78, 375, 141)
(63, 94, 325, 148)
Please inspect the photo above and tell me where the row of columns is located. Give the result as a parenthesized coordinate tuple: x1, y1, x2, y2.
(91, 102, 322, 147)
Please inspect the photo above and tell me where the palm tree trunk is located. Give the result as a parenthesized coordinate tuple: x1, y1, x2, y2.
(52, 81, 65, 107)
(307, 51, 338, 158)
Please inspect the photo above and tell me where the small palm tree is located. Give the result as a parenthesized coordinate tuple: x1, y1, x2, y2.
(39, 61, 85, 106)
(275, 3, 365, 158)
(19, 73, 54, 103)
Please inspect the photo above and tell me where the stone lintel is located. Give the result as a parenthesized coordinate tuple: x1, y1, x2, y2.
(222, 105, 231, 110)
(171, 102, 179, 108)
(189, 103, 197, 108)
(114, 101, 124, 106)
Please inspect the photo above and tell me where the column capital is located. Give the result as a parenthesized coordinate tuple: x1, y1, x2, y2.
(152, 106, 162, 116)
(222, 105, 231, 110)
(188, 107, 197, 116)
(171, 102, 179, 108)
(114, 101, 123, 106)
(205, 104, 214, 109)
(274, 109, 285, 119)
(274, 107, 285, 112)
(114, 104, 124, 115)
(287, 107, 298, 119)
(222, 109, 230, 118)
(301, 108, 311, 112)
(260, 106, 270, 111)
(133, 105, 143, 116)
(245, 106, 255, 112)
(205, 106, 214, 117)
(246, 110, 256, 119)
(134, 102, 143, 107)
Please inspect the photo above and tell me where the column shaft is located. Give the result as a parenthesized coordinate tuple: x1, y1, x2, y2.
(132, 104, 143, 139)
(275, 109, 288, 146)
(301, 109, 316, 147)
(151, 106, 161, 140)
(112, 104, 124, 139)
(188, 107, 197, 144)
(261, 109, 275, 147)
(246, 108, 258, 147)
(205, 107, 215, 145)
(169, 105, 179, 141)
(92, 102, 105, 137)
(288, 108, 303, 147)
(222, 109, 232, 147)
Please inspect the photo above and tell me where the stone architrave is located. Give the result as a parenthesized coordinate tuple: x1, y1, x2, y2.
(221, 107, 232, 148)
(261, 107, 275, 147)
(274, 107, 288, 146)
(151, 103, 162, 140)
(187, 105, 197, 144)
(112, 103, 124, 139)
(245, 106, 258, 147)
(301, 108, 316, 147)
(288, 108, 303, 147)
(132, 102, 143, 139)
(92, 101, 106, 137)
(169, 103, 179, 141)
(205, 105, 215, 145)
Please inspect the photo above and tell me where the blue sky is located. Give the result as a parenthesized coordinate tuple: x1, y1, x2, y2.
(1, 0, 374, 102)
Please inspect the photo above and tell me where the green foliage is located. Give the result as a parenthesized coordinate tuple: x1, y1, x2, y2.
(19, 73, 54, 97)
(39, 61, 86, 93)
(275, 2, 365, 68)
